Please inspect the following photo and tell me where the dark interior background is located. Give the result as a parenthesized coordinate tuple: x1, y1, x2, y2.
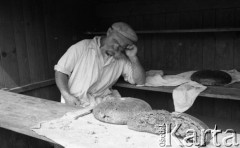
(0, 0, 240, 147)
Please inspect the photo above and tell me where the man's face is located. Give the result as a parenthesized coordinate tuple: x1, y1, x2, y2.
(104, 32, 131, 60)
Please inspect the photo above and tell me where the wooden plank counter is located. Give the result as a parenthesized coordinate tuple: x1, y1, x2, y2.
(0, 90, 80, 143)
(0, 89, 240, 146)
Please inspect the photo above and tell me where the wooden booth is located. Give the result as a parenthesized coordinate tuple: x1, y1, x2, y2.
(0, 0, 240, 147)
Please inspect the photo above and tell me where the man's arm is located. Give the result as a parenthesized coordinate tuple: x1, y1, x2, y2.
(125, 45, 145, 85)
(55, 71, 80, 105)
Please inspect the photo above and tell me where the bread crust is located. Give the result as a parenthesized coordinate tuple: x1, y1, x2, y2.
(191, 70, 232, 86)
(127, 110, 211, 145)
(127, 110, 172, 134)
(171, 112, 211, 144)
(93, 97, 152, 125)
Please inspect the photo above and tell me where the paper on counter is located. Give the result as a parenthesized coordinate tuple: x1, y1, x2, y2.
(31, 109, 239, 148)
(32, 113, 160, 148)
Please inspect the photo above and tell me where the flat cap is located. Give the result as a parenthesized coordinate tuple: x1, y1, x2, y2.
(111, 22, 138, 42)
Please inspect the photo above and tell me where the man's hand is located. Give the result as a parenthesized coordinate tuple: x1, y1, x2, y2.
(125, 44, 138, 58)
(124, 44, 146, 85)
(63, 93, 81, 106)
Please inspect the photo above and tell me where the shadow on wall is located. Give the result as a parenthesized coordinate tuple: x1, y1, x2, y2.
(0, 66, 18, 89)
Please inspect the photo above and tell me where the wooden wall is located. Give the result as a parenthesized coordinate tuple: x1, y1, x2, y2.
(0, 0, 95, 147)
(0, 0, 94, 90)
(93, 0, 240, 71)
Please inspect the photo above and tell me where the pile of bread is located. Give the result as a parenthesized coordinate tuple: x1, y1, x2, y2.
(93, 97, 211, 145)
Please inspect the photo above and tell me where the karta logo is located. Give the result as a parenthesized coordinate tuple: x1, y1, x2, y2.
(158, 124, 239, 147)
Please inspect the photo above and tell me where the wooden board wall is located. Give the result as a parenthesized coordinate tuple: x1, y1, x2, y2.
(0, 0, 94, 147)
(0, 0, 94, 89)
(93, 0, 240, 71)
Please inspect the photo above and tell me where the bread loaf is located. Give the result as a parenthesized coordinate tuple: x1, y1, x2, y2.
(171, 112, 211, 144)
(191, 70, 232, 86)
(127, 110, 172, 134)
(127, 110, 211, 145)
(93, 97, 152, 125)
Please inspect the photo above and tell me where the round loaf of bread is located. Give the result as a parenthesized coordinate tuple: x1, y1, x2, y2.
(93, 97, 152, 125)
(171, 112, 211, 145)
(127, 110, 211, 145)
(127, 110, 172, 135)
(191, 70, 232, 86)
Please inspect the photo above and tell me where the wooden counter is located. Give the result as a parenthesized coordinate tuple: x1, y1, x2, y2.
(0, 90, 239, 146)
(0, 90, 80, 143)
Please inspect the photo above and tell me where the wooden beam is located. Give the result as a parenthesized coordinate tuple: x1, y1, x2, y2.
(85, 28, 240, 35)
(8, 79, 55, 93)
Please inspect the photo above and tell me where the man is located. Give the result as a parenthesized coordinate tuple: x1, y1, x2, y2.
(54, 22, 145, 107)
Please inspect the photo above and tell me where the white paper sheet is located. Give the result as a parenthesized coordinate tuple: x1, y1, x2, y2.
(32, 113, 160, 148)
(31, 111, 240, 148)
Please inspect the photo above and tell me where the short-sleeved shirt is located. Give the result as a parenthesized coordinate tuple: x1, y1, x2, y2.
(54, 36, 134, 106)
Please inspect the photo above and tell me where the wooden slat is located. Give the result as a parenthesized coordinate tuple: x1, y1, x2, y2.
(133, 16, 144, 63)
(164, 34, 182, 70)
(23, 0, 49, 82)
(180, 11, 203, 70)
(142, 35, 152, 70)
(202, 33, 216, 69)
(165, 13, 179, 29)
(180, 11, 203, 29)
(151, 35, 164, 70)
(231, 99, 240, 121)
(201, 10, 216, 69)
(215, 33, 234, 69)
(23, 0, 50, 100)
(11, 0, 31, 86)
(216, 8, 235, 28)
(164, 13, 181, 70)
(214, 9, 235, 70)
(234, 8, 240, 70)
(85, 28, 240, 35)
(42, 0, 60, 78)
(0, 0, 20, 88)
(202, 9, 216, 28)
(9, 79, 55, 93)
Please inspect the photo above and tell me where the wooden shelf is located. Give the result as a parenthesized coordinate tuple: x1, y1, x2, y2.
(114, 80, 240, 101)
(84, 28, 240, 35)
